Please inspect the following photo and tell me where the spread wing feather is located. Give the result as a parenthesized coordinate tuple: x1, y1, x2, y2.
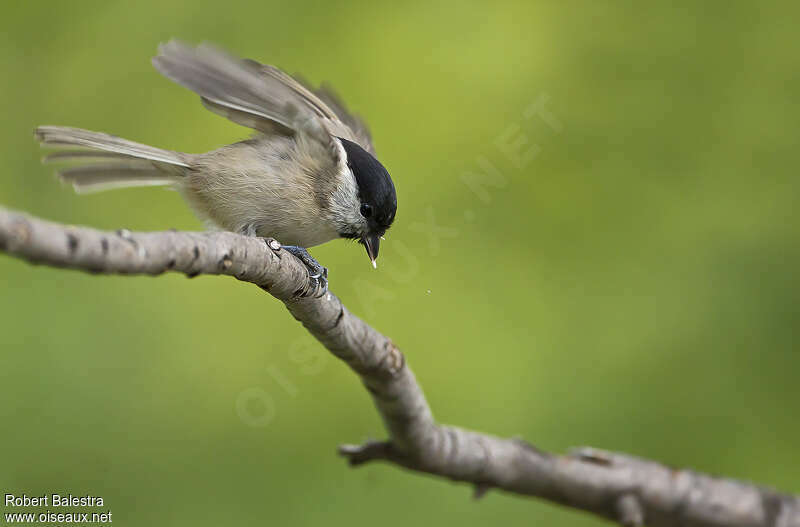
(153, 41, 308, 137)
(245, 62, 376, 155)
(153, 40, 375, 156)
(313, 81, 375, 155)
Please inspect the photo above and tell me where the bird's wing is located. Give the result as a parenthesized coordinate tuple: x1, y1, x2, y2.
(152, 40, 375, 156)
(313, 82, 375, 155)
(245, 62, 377, 156)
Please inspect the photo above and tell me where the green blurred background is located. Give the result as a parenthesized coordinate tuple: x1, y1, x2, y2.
(1, 1, 798, 525)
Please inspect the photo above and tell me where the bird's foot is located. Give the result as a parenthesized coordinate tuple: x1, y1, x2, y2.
(281, 245, 328, 297)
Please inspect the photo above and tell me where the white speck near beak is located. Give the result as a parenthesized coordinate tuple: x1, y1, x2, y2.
(371, 259, 377, 269)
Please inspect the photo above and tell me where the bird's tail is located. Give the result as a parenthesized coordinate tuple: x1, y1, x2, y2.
(35, 126, 191, 194)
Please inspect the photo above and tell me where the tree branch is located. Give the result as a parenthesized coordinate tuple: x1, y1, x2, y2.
(1, 206, 798, 527)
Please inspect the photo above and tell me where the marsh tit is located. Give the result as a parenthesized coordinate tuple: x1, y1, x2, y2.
(35, 40, 397, 294)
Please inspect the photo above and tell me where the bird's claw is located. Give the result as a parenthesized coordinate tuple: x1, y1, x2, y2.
(281, 245, 329, 298)
(311, 274, 329, 298)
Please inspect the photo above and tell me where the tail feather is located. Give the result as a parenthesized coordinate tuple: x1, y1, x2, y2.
(42, 150, 142, 163)
(35, 126, 190, 193)
(36, 126, 190, 167)
(58, 163, 172, 194)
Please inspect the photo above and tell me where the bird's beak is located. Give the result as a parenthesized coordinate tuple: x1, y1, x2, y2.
(362, 234, 380, 269)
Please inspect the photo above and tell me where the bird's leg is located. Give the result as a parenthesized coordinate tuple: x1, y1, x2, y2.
(281, 246, 328, 297)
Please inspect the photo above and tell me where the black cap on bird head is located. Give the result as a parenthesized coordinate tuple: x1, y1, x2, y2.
(338, 137, 397, 268)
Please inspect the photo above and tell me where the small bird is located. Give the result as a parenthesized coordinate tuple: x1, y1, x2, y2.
(35, 40, 397, 294)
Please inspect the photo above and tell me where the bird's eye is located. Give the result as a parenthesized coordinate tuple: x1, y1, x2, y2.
(360, 203, 372, 218)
